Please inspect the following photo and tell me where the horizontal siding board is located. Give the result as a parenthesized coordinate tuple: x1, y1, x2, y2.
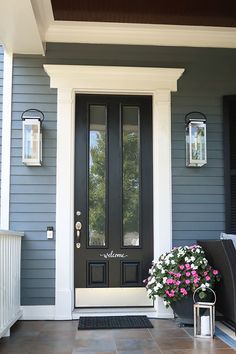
(172, 203, 224, 213)
(11, 213, 55, 222)
(11, 194, 56, 203)
(173, 221, 224, 231)
(22, 260, 55, 269)
(21, 269, 55, 278)
(173, 185, 224, 194)
(22, 250, 55, 260)
(21, 298, 55, 306)
(10, 203, 55, 213)
(11, 185, 56, 194)
(22, 278, 55, 288)
(173, 195, 223, 204)
(173, 213, 224, 222)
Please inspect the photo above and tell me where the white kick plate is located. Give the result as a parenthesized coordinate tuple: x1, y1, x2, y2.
(75, 287, 153, 307)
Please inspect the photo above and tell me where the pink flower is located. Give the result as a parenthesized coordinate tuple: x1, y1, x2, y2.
(180, 288, 188, 296)
(165, 290, 175, 298)
(191, 271, 197, 276)
(185, 279, 190, 284)
(185, 264, 191, 269)
(186, 272, 191, 277)
(175, 273, 181, 278)
(205, 276, 211, 281)
(213, 270, 218, 275)
(194, 278, 199, 284)
(175, 280, 181, 286)
(179, 265, 185, 270)
(166, 278, 174, 285)
(204, 271, 208, 276)
(195, 283, 199, 287)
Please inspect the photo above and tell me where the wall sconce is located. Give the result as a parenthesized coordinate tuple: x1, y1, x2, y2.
(185, 112, 207, 167)
(21, 109, 44, 166)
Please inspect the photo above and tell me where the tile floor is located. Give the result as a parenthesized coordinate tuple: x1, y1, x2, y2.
(0, 318, 235, 354)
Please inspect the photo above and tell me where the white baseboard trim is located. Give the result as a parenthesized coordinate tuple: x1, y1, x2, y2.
(21, 306, 55, 320)
(0, 309, 23, 338)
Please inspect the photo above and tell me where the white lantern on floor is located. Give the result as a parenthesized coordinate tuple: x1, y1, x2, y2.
(21, 109, 44, 166)
(193, 288, 216, 338)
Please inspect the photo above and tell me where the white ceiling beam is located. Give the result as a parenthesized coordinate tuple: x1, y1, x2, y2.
(0, 0, 45, 54)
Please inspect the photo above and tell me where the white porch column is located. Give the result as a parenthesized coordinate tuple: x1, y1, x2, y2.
(1, 50, 13, 229)
(153, 90, 173, 317)
(55, 88, 75, 320)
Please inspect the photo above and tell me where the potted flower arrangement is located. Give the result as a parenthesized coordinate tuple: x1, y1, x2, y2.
(144, 245, 220, 323)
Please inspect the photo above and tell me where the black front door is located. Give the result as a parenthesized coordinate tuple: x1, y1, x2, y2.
(74, 94, 153, 307)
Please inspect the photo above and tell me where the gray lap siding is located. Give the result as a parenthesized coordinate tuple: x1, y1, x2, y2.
(10, 44, 236, 305)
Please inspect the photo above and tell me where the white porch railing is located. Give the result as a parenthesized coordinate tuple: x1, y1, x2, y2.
(0, 230, 24, 338)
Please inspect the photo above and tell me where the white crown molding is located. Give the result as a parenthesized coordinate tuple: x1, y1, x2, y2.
(46, 21, 236, 49)
(43, 65, 185, 92)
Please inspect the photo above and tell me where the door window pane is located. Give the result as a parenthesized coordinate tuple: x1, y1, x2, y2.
(89, 105, 107, 246)
(122, 106, 140, 246)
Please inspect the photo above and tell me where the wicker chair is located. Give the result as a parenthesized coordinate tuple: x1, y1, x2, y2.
(197, 239, 236, 333)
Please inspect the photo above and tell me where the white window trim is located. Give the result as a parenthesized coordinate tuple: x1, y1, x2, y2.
(43, 64, 184, 319)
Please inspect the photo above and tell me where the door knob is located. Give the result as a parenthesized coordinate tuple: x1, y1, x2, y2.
(75, 221, 82, 230)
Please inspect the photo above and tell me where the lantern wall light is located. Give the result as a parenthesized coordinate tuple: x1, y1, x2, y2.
(21, 109, 44, 166)
(185, 112, 207, 167)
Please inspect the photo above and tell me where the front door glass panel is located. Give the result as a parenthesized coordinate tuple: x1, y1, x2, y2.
(89, 105, 107, 246)
(122, 106, 140, 247)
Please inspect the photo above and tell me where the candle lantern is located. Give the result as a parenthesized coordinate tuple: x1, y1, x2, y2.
(193, 287, 216, 338)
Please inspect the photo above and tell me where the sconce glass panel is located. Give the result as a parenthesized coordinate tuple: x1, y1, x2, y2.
(186, 120, 207, 167)
(22, 119, 42, 166)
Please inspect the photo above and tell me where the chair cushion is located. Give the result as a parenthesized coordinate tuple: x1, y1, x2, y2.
(220, 232, 236, 249)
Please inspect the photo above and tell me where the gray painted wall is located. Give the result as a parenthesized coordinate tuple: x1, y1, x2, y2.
(10, 55, 57, 305)
(0, 47, 3, 222)
(11, 44, 236, 305)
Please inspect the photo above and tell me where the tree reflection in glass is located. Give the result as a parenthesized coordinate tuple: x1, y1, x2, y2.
(89, 105, 106, 246)
(123, 106, 140, 246)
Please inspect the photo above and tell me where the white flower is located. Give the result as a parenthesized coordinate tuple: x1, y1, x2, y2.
(205, 283, 210, 288)
(165, 259, 170, 265)
(148, 277, 156, 285)
(147, 289, 152, 296)
(161, 269, 165, 274)
(196, 248, 200, 253)
(171, 260, 175, 265)
(184, 257, 189, 262)
(162, 277, 167, 284)
(191, 256, 195, 262)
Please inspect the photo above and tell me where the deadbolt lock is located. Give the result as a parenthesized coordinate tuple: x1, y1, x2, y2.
(76, 242, 81, 249)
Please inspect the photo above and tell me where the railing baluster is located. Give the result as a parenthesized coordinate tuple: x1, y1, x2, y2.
(0, 231, 24, 337)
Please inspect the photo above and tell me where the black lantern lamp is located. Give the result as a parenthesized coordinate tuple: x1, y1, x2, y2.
(185, 112, 207, 167)
(21, 109, 44, 166)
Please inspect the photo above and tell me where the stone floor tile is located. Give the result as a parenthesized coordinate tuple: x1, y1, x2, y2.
(112, 328, 152, 339)
(149, 326, 190, 338)
(76, 329, 114, 340)
(73, 338, 116, 352)
(115, 338, 159, 351)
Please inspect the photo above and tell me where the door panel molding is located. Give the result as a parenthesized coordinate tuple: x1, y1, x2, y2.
(44, 64, 184, 319)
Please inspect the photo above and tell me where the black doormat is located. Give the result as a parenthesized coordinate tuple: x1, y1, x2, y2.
(78, 315, 153, 330)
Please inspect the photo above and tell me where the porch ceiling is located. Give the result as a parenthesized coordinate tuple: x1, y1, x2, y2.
(0, 0, 236, 55)
(51, 0, 236, 28)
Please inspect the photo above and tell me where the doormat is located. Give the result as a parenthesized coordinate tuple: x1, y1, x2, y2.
(78, 315, 153, 330)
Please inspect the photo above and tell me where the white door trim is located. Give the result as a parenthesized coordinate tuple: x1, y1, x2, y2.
(43, 65, 184, 320)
